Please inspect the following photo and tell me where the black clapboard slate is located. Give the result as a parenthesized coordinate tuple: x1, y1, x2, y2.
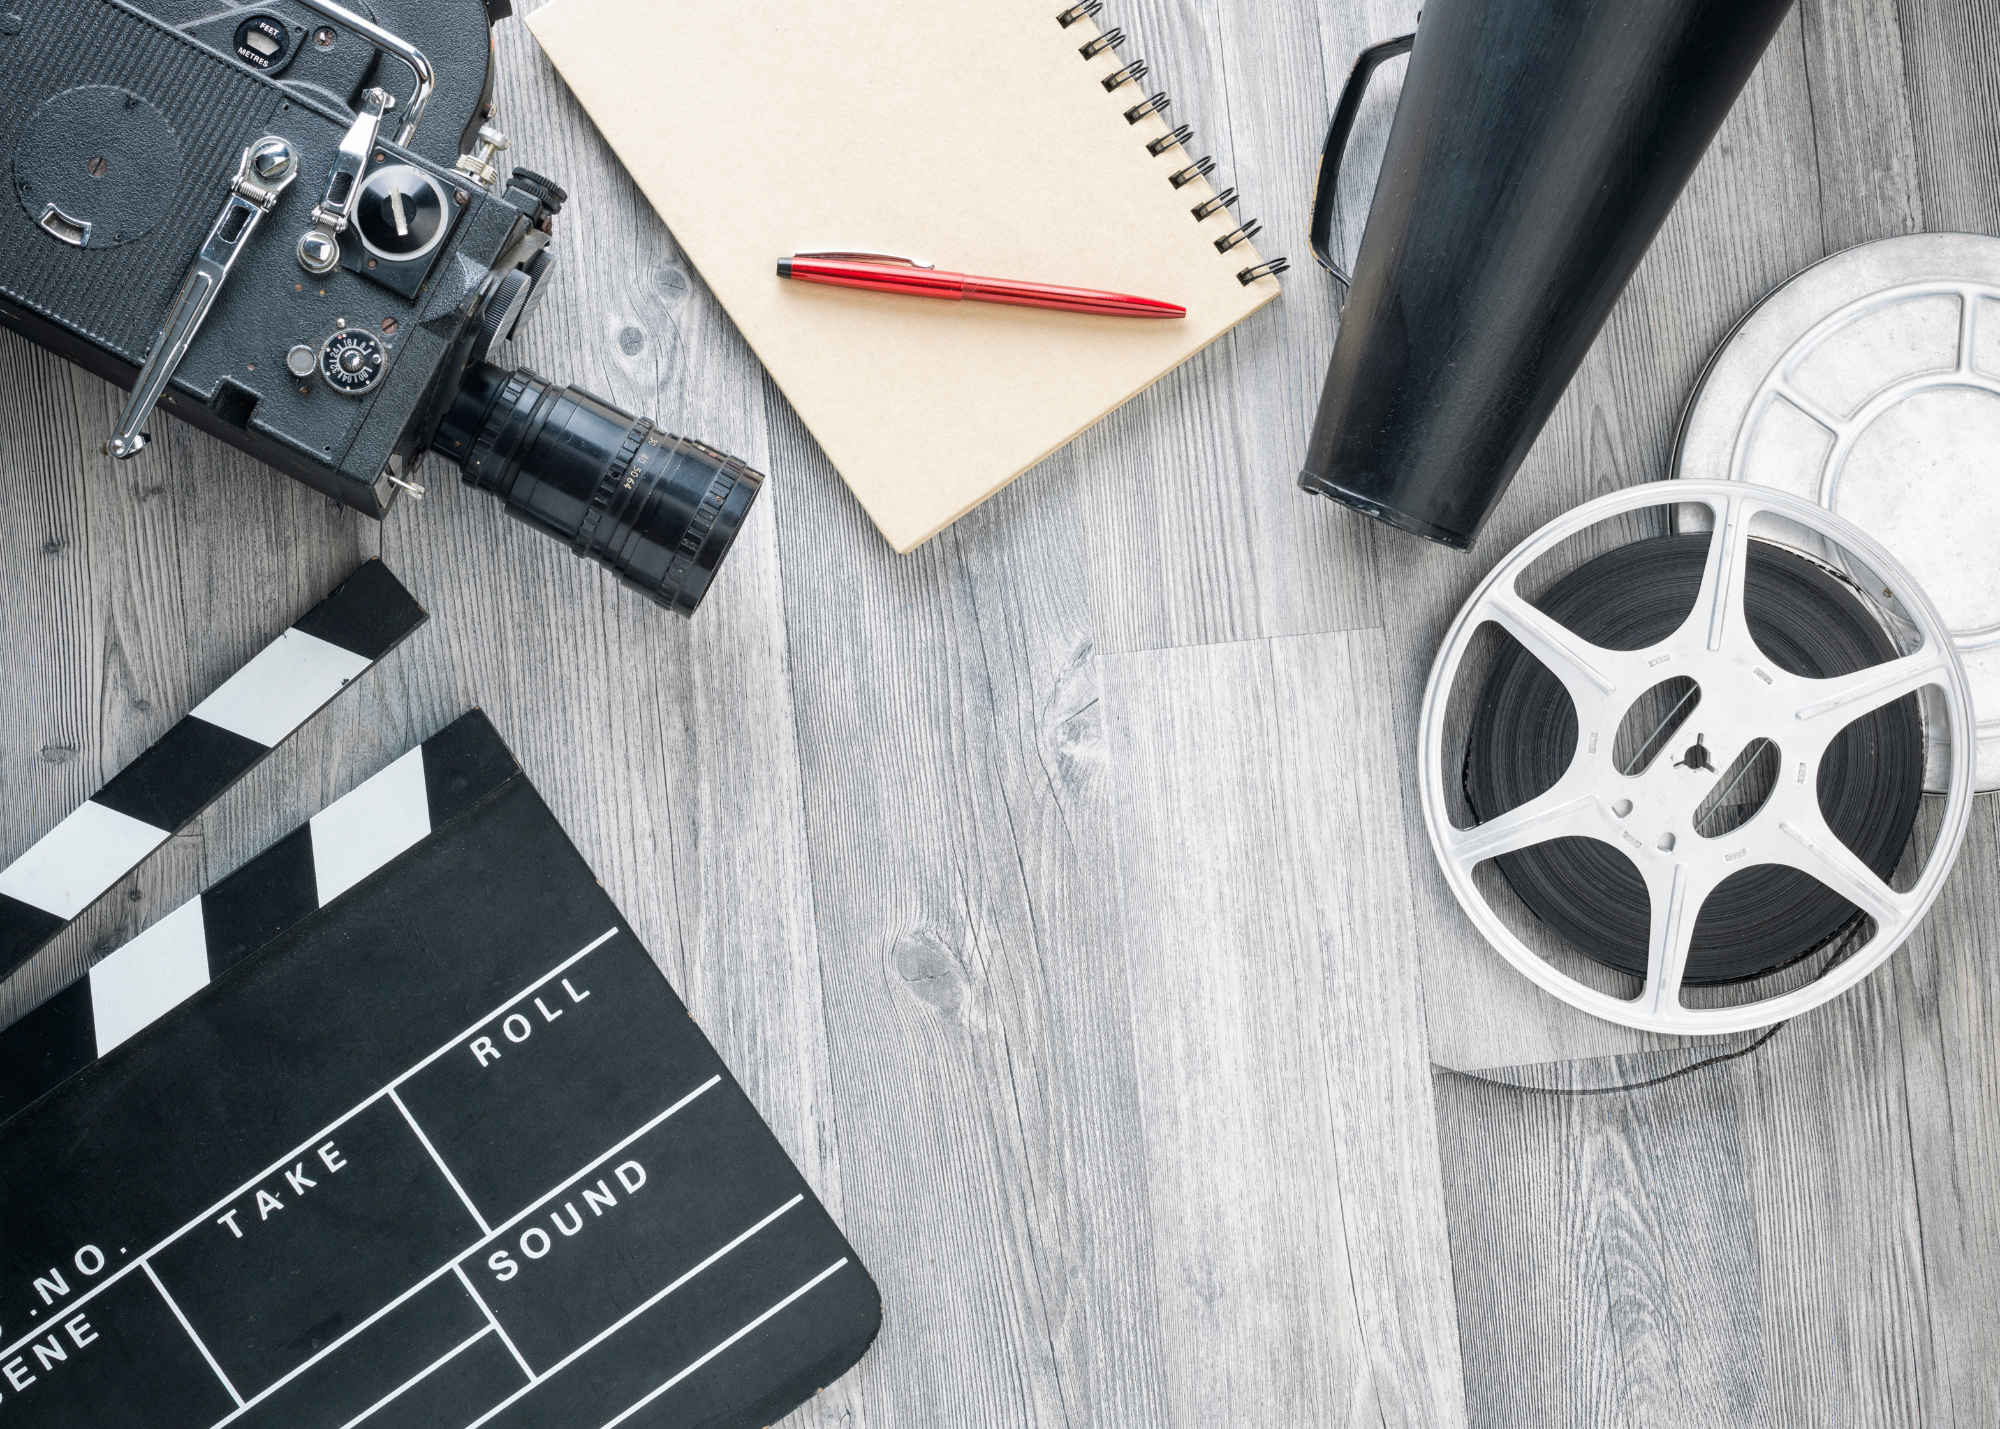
(0, 713, 880, 1429)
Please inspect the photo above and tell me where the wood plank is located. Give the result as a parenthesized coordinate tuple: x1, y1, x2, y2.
(1879, 6, 2000, 1390)
(1896, 0, 2000, 236)
(1266, 630, 1467, 1429)
(1891, 801, 2000, 1428)
(767, 389, 1175, 1427)
(0, 331, 209, 1017)
(1435, 965, 1949, 1428)
(1102, 628, 1463, 1429)
(1797, 0, 1924, 250)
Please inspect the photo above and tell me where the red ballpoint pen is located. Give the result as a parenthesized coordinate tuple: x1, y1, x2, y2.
(777, 250, 1186, 319)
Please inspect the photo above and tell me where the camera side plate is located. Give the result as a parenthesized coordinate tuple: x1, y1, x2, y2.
(337, 144, 469, 298)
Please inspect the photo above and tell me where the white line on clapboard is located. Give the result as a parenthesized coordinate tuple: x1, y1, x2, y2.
(336, 1325, 492, 1429)
(0, 927, 622, 1369)
(470, 1076, 722, 1250)
(143, 1261, 244, 1408)
(203, 1270, 466, 1429)
(596, 1259, 851, 1429)
(462, 1196, 810, 1429)
(197, 1077, 721, 1429)
(454, 1262, 537, 1383)
(392, 1088, 493, 1235)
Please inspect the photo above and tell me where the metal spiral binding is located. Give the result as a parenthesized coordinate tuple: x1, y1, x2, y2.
(1057, 3, 1285, 284)
(1214, 220, 1260, 253)
(1169, 156, 1216, 188)
(1102, 60, 1148, 91)
(1192, 188, 1236, 221)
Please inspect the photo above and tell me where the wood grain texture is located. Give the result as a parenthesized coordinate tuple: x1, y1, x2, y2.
(1101, 629, 1462, 1428)
(1435, 997, 1944, 1429)
(4, 0, 2000, 1426)
(767, 400, 1174, 1429)
(1437, 808, 2000, 1428)
(1893, 804, 2000, 1428)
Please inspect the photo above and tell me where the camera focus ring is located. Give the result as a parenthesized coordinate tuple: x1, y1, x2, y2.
(573, 418, 654, 559)
(442, 362, 765, 616)
(655, 436, 753, 606)
(461, 367, 541, 494)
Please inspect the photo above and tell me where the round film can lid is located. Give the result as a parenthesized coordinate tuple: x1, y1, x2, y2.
(1673, 233, 2000, 792)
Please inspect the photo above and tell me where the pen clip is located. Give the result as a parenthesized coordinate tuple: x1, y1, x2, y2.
(793, 250, 935, 269)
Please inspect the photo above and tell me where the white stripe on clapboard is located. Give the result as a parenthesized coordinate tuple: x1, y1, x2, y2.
(310, 745, 432, 906)
(190, 628, 374, 748)
(90, 898, 212, 1054)
(0, 801, 171, 919)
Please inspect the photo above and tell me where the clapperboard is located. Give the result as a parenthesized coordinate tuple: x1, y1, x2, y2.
(0, 560, 426, 983)
(0, 712, 880, 1429)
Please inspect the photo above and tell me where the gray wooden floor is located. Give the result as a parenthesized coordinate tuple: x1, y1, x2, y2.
(4, 0, 1999, 1424)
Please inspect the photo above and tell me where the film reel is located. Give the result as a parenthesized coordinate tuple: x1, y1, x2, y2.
(1420, 482, 1976, 1033)
(1463, 533, 1927, 985)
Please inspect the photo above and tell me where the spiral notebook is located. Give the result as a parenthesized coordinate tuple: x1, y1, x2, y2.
(526, 0, 1286, 552)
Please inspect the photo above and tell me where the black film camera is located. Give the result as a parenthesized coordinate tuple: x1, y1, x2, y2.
(0, 0, 762, 615)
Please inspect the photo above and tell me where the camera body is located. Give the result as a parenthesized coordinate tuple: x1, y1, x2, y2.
(0, 0, 762, 614)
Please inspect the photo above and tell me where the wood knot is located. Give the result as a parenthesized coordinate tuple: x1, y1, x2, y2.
(891, 928, 969, 1017)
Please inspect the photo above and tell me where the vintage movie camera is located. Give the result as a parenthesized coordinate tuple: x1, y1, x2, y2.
(0, 0, 762, 615)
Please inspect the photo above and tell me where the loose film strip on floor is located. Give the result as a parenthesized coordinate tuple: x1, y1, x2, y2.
(0, 712, 880, 1429)
(0, 560, 426, 982)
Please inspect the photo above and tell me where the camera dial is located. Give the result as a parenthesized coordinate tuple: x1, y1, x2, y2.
(319, 329, 387, 395)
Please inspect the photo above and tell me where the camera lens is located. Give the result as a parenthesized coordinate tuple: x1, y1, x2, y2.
(437, 363, 764, 616)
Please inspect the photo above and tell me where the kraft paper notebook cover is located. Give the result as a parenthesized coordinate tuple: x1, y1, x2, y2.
(526, 0, 1285, 552)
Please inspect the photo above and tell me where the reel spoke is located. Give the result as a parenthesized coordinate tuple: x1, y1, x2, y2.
(1793, 648, 1951, 732)
(1776, 809, 1909, 934)
(1639, 862, 1700, 1016)
(1685, 492, 1755, 656)
(1447, 786, 1601, 872)
(1486, 590, 1619, 703)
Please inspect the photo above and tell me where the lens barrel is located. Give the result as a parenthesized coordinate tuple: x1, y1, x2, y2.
(436, 363, 763, 616)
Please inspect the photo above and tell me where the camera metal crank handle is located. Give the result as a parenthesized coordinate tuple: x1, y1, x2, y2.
(289, 0, 435, 145)
(298, 87, 393, 274)
(108, 137, 300, 461)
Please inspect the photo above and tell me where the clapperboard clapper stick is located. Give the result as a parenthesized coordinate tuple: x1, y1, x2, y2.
(0, 711, 881, 1429)
(0, 561, 427, 981)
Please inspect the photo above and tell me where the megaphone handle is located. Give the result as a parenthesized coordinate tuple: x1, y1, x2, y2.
(1311, 30, 1416, 285)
